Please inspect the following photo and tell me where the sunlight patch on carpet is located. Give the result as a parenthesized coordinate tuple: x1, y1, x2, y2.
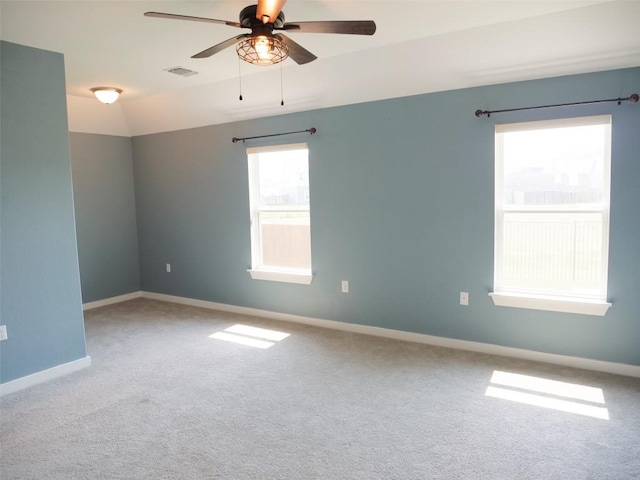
(209, 324, 290, 349)
(485, 370, 609, 420)
(224, 324, 290, 342)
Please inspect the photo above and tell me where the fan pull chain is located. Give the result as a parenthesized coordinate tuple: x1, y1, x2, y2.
(280, 61, 284, 106)
(238, 57, 243, 101)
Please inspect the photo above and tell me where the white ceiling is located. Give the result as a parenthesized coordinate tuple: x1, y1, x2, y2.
(1, 1, 639, 136)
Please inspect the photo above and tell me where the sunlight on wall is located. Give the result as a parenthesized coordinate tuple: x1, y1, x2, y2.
(209, 324, 291, 349)
(485, 370, 609, 420)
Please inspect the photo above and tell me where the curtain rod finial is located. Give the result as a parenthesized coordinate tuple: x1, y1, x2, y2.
(630, 93, 639, 103)
(475, 110, 486, 118)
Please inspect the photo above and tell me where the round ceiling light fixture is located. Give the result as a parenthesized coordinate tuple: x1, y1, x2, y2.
(236, 34, 288, 66)
(90, 87, 123, 104)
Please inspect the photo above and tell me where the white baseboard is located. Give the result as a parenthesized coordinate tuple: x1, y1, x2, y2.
(83, 291, 142, 311)
(0, 356, 92, 397)
(142, 291, 640, 378)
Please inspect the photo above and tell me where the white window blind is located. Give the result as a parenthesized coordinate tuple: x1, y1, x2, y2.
(492, 115, 612, 314)
(247, 143, 312, 284)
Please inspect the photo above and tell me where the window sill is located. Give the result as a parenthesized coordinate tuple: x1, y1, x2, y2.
(247, 269, 313, 285)
(489, 292, 611, 316)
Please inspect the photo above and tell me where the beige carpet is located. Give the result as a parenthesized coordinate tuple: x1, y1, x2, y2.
(2, 298, 639, 479)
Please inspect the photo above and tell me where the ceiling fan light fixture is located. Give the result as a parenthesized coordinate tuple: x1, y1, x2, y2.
(90, 87, 123, 104)
(236, 34, 288, 66)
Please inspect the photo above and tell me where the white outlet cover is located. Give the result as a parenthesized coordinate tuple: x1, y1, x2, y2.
(0, 325, 7, 341)
(460, 292, 469, 306)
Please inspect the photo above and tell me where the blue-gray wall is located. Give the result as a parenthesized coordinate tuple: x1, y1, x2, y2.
(69, 133, 140, 303)
(132, 67, 640, 367)
(0, 41, 87, 383)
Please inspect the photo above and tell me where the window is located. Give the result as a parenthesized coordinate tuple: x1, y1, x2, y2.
(246, 143, 313, 284)
(490, 115, 612, 316)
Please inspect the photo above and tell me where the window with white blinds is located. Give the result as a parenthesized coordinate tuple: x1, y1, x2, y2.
(246, 143, 313, 284)
(491, 115, 612, 315)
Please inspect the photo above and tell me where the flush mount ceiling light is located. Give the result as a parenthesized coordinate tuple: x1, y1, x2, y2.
(90, 87, 123, 104)
(236, 33, 288, 65)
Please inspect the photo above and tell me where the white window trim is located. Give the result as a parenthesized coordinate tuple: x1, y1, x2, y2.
(246, 143, 313, 285)
(492, 115, 612, 316)
(247, 269, 313, 285)
(489, 292, 611, 316)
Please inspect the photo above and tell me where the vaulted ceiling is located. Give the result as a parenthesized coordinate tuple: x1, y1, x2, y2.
(1, 1, 639, 135)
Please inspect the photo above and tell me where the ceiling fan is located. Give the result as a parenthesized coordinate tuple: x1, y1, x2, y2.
(144, 0, 376, 66)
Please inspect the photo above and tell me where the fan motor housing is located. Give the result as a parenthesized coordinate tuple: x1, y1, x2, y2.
(240, 5, 285, 29)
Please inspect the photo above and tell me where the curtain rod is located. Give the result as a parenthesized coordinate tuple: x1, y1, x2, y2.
(475, 93, 638, 118)
(232, 127, 317, 143)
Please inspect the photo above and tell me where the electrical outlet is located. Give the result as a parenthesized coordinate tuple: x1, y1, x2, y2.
(341, 280, 349, 293)
(0, 325, 7, 341)
(166, 263, 171, 273)
(460, 292, 469, 306)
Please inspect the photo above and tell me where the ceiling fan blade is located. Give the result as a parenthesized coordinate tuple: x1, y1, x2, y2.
(256, 0, 287, 24)
(281, 20, 376, 35)
(192, 34, 250, 59)
(275, 34, 317, 65)
(144, 11, 242, 28)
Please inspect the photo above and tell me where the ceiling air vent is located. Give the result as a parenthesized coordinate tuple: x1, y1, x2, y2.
(164, 67, 198, 77)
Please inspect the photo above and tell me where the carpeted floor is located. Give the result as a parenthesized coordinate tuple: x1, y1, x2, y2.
(2, 298, 639, 479)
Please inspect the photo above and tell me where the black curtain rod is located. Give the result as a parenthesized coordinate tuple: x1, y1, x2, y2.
(475, 93, 638, 118)
(232, 127, 317, 143)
